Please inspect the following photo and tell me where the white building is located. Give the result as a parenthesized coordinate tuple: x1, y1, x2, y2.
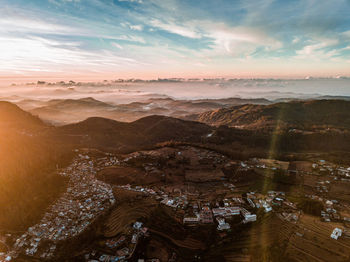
(133, 221, 143, 230)
(212, 207, 240, 217)
(216, 217, 231, 231)
(183, 216, 200, 224)
(131, 234, 138, 244)
(331, 228, 342, 240)
(241, 208, 257, 223)
(247, 198, 255, 208)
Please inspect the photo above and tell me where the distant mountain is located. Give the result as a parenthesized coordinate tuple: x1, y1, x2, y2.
(21, 96, 272, 125)
(193, 97, 271, 106)
(273, 96, 350, 103)
(315, 95, 350, 101)
(28, 97, 115, 125)
(0, 101, 46, 130)
(31, 97, 113, 112)
(12, 98, 48, 110)
(190, 100, 350, 131)
(143, 97, 271, 112)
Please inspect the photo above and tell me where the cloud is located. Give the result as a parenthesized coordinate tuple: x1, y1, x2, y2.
(342, 30, 350, 38)
(149, 16, 282, 57)
(0, 35, 149, 75)
(117, 35, 146, 44)
(121, 22, 144, 31)
(150, 19, 202, 39)
(0, 17, 74, 35)
(118, 0, 143, 3)
(203, 24, 282, 56)
(292, 37, 300, 44)
(112, 42, 124, 49)
(129, 24, 143, 31)
(295, 38, 339, 59)
(48, 0, 81, 6)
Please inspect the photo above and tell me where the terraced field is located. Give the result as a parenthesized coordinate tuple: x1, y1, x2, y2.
(202, 213, 299, 261)
(284, 214, 350, 262)
(149, 229, 205, 250)
(104, 201, 157, 237)
(0, 241, 8, 253)
(221, 213, 350, 262)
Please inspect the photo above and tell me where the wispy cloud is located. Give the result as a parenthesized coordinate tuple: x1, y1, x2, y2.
(150, 19, 201, 39)
(118, 0, 143, 3)
(0, 17, 74, 35)
(295, 38, 340, 60)
(111, 42, 124, 50)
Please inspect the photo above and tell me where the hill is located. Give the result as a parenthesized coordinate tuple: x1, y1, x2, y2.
(0, 102, 72, 231)
(53, 115, 212, 151)
(28, 97, 115, 125)
(0, 101, 46, 130)
(190, 100, 350, 131)
(43, 97, 113, 109)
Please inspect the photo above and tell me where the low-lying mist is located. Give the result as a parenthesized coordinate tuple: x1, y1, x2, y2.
(1, 78, 350, 125)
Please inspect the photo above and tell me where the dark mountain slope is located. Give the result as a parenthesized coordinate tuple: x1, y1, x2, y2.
(54, 115, 212, 151)
(59, 116, 130, 134)
(0, 102, 71, 230)
(130, 115, 212, 142)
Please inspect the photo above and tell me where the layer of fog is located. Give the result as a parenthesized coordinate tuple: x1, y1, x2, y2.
(1, 78, 350, 125)
(1, 78, 350, 104)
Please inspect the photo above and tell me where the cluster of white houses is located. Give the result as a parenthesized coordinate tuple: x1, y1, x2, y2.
(184, 206, 256, 229)
(115, 184, 257, 230)
(4, 154, 115, 260)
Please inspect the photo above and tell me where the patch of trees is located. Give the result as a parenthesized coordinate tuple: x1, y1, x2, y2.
(297, 198, 324, 216)
(272, 170, 297, 185)
(0, 130, 74, 230)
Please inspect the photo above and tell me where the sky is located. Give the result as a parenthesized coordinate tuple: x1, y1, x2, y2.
(1, 0, 350, 81)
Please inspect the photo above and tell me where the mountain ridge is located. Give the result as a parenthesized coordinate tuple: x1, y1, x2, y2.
(189, 99, 350, 131)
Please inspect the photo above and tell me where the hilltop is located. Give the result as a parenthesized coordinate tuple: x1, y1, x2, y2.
(34, 97, 113, 110)
(0, 101, 46, 130)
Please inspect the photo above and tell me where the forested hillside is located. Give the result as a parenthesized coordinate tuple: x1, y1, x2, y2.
(0, 102, 73, 230)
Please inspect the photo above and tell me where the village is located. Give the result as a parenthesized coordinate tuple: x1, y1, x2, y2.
(111, 149, 350, 242)
(0, 153, 115, 261)
(2, 146, 350, 261)
(96, 147, 350, 262)
(80, 146, 350, 261)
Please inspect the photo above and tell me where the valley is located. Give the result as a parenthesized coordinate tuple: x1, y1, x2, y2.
(1, 97, 350, 261)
